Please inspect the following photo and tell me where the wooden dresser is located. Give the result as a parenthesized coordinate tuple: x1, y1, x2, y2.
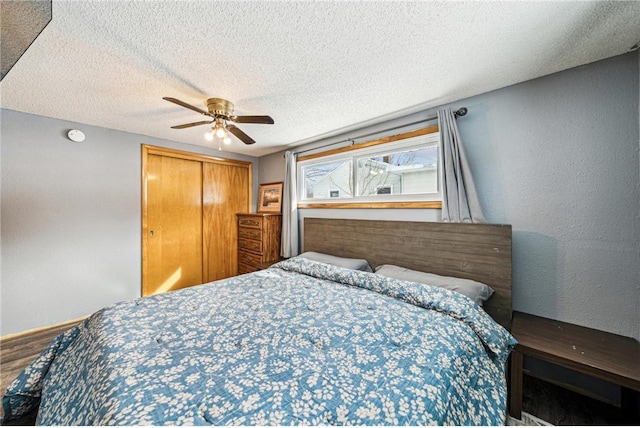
(237, 213, 282, 274)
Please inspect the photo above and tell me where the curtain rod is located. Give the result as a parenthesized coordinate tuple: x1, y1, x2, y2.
(292, 107, 468, 156)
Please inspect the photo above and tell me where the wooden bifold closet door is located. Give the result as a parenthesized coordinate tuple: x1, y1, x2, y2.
(142, 145, 252, 296)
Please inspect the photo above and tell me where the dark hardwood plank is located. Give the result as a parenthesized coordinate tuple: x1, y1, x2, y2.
(1, 356, 39, 391)
(3, 334, 61, 363)
(0, 320, 82, 395)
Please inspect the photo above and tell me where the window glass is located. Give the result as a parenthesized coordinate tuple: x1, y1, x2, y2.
(302, 159, 353, 199)
(356, 146, 438, 196)
(296, 127, 440, 205)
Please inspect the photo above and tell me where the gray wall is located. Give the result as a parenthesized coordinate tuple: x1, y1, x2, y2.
(258, 153, 285, 185)
(2, 52, 638, 342)
(461, 52, 638, 340)
(263, 52, 640, 340)
(0, 110, 259, 335)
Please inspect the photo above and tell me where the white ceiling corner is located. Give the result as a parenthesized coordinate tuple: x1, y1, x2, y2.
(1, 1, 639, 157)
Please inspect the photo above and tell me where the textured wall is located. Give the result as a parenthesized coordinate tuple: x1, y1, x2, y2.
(265, 52, 640, 340)
(258, 152, 286, 184)
(0, 110, 259, 335)
(459, 52, 638, 340)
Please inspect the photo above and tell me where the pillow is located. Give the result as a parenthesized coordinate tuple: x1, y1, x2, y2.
(298, 252, 373, 272)
(374, 264, 494, 306)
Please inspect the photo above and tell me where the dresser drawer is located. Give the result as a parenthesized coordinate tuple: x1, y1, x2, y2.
(238, 237, 262, 253)
(238, 227, 262, 241)
(238, 262, 258, 274)
(236, 213, 281, 277)
(238, 251, 263, 266)
(238, 216, 263, 229)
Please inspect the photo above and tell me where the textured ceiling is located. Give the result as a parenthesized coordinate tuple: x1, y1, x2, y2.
(0, 1, 51, 79)
(1, 1, 639, 157)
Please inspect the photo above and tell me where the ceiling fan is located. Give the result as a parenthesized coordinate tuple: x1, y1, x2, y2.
(163, 97, 274, 145)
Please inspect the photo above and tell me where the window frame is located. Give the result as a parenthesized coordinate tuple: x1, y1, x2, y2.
(376, 185, 393, 195)
(296, 126, 442, 209)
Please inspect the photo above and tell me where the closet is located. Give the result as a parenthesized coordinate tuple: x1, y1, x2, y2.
(142, 145, 251, 296)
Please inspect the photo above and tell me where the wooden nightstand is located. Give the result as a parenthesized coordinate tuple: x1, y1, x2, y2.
(509, 311, 640, 421)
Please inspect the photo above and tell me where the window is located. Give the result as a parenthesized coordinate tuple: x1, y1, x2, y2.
(297, 126, 441, 208)
(376, 186, 392, 195)
(300, 159, 352, 199)
(356, 145, 438, 197)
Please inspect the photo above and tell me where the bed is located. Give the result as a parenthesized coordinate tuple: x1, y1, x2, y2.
(2, 218, 516, 425)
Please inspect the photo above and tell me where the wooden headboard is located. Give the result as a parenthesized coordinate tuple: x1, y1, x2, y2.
(303, 218, 513, 329)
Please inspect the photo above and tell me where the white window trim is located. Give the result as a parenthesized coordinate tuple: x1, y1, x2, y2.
(297, 131, 441, 205)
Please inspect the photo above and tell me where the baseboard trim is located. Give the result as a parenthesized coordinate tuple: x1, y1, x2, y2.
(0, 316, 89, 343)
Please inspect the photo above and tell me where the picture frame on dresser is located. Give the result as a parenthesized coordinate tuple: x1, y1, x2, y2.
(257, 182, 283, 213)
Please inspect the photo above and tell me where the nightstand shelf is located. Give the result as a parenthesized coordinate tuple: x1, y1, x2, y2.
(509, 311, 640, 421)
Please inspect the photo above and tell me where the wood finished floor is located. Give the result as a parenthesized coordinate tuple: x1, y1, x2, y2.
(1, 323, 635, 426)
(0, 320, 81, 423)
(1, 321, 82, 393)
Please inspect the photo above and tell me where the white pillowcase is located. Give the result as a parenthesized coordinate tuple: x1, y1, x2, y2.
(298, 252, 373, 272)
(374, 264, 494, 306)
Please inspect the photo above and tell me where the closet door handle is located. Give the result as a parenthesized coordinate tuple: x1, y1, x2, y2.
(150, 230, 155, 237)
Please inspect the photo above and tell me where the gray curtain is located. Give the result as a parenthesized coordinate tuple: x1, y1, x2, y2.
(438, 108, 486, 223)
(280, 150, 299, 257)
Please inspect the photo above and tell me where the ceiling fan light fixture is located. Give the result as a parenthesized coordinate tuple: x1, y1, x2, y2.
(164, 96, 274, 146)
(213, 117, 227, 138)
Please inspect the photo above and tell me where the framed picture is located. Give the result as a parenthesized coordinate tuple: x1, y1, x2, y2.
(257, 182, 284, 213)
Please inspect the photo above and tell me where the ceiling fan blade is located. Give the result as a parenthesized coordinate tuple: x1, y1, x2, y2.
(227, 124, 256, 145)
(230, 115, 274, 124)
(170, 120, 213, 129)
(163, 97, 210, 116)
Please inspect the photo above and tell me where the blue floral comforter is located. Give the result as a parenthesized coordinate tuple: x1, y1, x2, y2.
(3, 257, 516, 425)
